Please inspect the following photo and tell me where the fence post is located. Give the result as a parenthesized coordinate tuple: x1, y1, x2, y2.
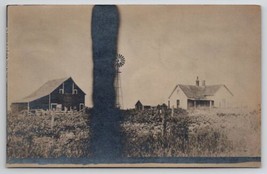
(162, 109, 168, 156)
(51, 111, 54, 131)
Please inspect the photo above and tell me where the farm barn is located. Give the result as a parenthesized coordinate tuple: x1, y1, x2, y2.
(11, 77, 86, 113)
(168, 77, 233, 110)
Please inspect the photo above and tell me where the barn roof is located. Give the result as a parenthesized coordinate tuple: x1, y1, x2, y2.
(169, 84, 233, 100)
(14, 77, 85, 103)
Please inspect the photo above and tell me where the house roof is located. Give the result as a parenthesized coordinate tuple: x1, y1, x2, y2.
(169, 84, 233, 100)
(14, 77, 85, 103)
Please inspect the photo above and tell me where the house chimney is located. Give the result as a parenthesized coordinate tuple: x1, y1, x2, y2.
(202, 80, 206, 87)
(196, 76, 199, 86)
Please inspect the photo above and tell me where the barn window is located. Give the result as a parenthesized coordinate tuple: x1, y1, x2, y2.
(73, 89, 78, 94)
(59, 89, 64, 94)
(72, 83, 78, 94)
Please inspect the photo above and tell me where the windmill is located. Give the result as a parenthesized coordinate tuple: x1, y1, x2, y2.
(114, 54, 125, 109)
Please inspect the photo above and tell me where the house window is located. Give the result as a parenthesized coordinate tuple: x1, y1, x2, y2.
(59, 89, 64, 94)
(73, 89, 78, 94)
(176, 100, 180, 108)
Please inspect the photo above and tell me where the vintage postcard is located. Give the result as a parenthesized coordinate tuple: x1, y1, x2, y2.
(6, 5, 261, 167)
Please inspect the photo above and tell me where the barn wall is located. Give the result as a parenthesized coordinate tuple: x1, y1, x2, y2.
(212, 86, 233, 108)
(64, 78, 73, 94)
(29, 95, 49, 110)
(60, 93, 85, 110)
(169, 86, 188, 109)
(50, 78, 85, 111)
(11, 103, 28, 113)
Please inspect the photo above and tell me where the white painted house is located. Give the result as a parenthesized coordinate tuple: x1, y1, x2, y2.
(168, 77, 233, 110)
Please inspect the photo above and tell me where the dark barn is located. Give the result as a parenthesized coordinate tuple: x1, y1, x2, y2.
(11, 77, 86, 113)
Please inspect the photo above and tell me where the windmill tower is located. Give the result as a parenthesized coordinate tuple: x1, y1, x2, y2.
(115, 54, 125, 109)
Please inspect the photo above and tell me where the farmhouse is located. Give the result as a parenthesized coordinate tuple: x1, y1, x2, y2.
(11, 77, 86, 113)
(168, 77, 233, 110)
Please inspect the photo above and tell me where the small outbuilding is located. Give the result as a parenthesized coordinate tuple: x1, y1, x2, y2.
(135, 100, 143, 111)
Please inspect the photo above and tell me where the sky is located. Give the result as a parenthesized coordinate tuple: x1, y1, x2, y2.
(7, 5, 261, 109)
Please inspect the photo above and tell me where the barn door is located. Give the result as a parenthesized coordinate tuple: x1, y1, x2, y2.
(79, 103, 85, 111)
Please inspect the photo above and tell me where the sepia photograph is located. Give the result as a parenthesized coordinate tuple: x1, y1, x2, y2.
(6, 5, 261, 167)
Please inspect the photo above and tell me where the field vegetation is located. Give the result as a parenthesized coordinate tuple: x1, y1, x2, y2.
(7, 107, 260, 159)
(121, 108, 260, 157)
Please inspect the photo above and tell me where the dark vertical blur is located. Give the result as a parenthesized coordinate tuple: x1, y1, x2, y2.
(90, 5, 122, 160)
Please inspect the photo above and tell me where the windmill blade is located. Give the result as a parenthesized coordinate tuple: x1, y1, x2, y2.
(115, 53, 126, 67)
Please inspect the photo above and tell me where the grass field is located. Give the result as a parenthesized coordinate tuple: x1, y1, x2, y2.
(7, 110, 91, 158)
(7, 107, 260, 158)
(121, 108, 260, 157)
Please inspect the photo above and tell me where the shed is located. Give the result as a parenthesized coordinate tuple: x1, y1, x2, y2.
(135, 100, 143, 111)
